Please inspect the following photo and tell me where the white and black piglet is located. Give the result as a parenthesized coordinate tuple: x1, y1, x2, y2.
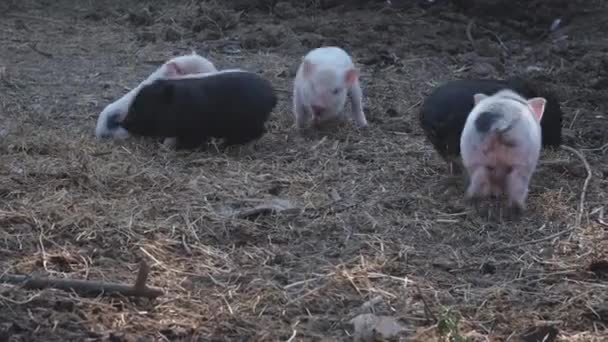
(460, 89, 546, 215)
(95, 51, 217, 140)
(419, 78, 563, 174)
(120, 70, 277, 150)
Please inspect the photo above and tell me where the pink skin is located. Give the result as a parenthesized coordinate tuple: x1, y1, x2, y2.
(293, 47, 367, 130)
(461, 91, 546, 213)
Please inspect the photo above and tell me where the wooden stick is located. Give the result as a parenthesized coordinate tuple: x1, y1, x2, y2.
(561, 145, 592, 228)
(134, 260, 150, 292)
(0, 261, 164, 299)
(414, 283, 437, 323)
(493, 226, 577, 253)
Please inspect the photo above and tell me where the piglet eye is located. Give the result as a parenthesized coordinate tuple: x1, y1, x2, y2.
(332, 88, 340, 95)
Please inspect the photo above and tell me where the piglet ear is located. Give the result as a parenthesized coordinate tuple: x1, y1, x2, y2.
(527, 97, 547, 122)
(345, 68, 358, 86)
(302, 60, 315, 78)
(165, 61, 183, 77)
(473, 93, 487, 105)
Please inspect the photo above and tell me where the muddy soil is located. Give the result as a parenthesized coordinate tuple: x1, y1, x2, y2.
(0, 0, 607, 341)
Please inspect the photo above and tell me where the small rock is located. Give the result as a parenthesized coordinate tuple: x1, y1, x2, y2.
(350, 314, 409, 342)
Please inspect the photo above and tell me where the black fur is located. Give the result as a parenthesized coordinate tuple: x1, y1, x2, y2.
(121, 71, 277, 149)
(418, 77, 563, 165)
(474, 111, 502, 133)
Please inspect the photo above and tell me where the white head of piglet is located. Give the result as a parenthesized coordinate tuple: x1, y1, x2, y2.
(162, 51, 217, 78)
(301, 60, 358, 124)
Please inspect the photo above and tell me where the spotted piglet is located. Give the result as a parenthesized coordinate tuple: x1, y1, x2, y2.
(95, 51, 217, 140)
(292, 46, 367, 129)
(460, 89, 546, 215)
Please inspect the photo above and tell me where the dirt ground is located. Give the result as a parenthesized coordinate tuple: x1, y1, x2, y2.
(1, 0, 607, 341)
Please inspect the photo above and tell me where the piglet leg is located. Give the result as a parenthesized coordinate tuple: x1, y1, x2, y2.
(447, 155, 465, 176)
(465, 166, 491, 203)
(505, 167, 531, 216)
(349, 80, 368, 128)
(293, 88, 312, 129)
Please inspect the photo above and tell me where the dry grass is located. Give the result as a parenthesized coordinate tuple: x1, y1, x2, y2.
(0, 0, 607, 341)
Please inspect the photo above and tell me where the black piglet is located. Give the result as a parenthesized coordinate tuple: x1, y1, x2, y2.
(121, 70, 278, 150)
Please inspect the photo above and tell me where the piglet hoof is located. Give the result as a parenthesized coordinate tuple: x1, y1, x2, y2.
(354, 116, 368, 129)
(475, 204, 491, 219)
(505, 204, 525, 221)
(464, 196, 488, 217)
(464, 194, 481, 207)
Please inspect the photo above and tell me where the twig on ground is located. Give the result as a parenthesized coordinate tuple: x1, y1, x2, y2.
(0, 260, 163, 299)
(414, 283, 437, 323)
(466, 19, 476, 49)
(561, 145, 592, 228)
(479, 27, 509, 53)
(493, 226, 577, 253)
(581, 142, 608, 153)
(29, 43, 53, 58)
(597, 207, 608, 227)
(0, 292, 43, 305)
(286, 329, 297, 342)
